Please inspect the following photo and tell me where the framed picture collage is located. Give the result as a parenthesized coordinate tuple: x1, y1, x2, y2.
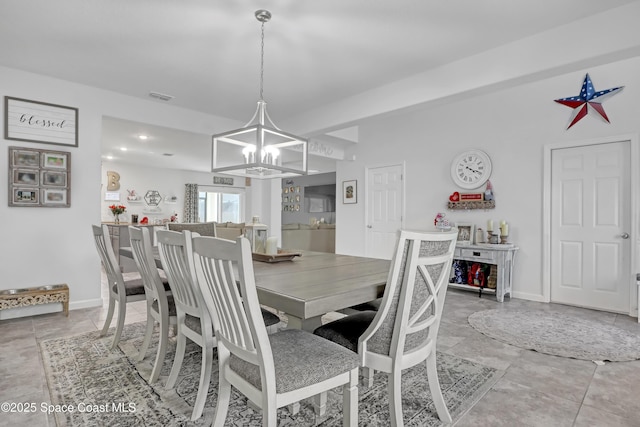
(8, 146, 71, 207)
(282, 185, 301, 212)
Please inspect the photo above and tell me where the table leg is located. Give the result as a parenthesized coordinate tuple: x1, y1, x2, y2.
(285, 314, 322, 332)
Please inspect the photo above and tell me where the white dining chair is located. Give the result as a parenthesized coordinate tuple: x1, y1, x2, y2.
(128, 226, 176, 383)
(156, 229, 216, 421)
(92, 224, 147, 349)
(314, 229, 458, 426)
(191, 235, 360, 427)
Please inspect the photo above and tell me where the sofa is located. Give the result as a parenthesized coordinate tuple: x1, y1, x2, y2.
(214, 222, 246, 240)
(167, 222, 245, 240)
(281, 223, 335, 253)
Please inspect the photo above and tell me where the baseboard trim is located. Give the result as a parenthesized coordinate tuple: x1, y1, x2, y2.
(70, 298, 103, 311)
(511, 291, 547, 302)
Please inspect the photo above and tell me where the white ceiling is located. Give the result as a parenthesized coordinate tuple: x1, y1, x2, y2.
(1, 0, 637, 173)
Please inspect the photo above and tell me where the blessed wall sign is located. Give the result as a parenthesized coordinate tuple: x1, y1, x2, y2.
(5, 97, 78, 147)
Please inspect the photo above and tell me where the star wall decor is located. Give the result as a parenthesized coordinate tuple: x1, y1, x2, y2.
(554, 73, 624, 129)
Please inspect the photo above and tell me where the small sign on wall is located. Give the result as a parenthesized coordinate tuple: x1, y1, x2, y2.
(5, 97, 79, 147)
(105, 192, 120, 201)
(214, 176, 234, 186)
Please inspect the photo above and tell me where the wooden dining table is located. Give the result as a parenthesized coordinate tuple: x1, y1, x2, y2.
(120, 247, 390, 331)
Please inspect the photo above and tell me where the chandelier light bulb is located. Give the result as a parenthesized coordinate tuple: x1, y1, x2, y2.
(242, 145, 256, 164)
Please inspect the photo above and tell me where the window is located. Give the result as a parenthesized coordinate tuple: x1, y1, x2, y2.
(198, 189, 244, 223)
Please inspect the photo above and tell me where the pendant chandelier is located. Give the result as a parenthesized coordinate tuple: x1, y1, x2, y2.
(211, 9, 308, 179)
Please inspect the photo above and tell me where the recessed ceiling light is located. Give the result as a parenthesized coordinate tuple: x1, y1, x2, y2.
(106, 155, 113, 160)
(138, 134, 149, 140)
(120, 147, 128, 151)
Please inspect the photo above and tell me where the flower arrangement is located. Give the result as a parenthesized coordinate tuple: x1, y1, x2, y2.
(109, 204, 126, 215)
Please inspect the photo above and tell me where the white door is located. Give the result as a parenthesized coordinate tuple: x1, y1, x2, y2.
(550, 141, 631, 313)
(366, 164, 404, 259)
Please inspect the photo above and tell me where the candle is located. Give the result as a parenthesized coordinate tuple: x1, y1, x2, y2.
(487, 220, 493, 232)
(500, 222, 509, 236)
(266, 236, 278, 255)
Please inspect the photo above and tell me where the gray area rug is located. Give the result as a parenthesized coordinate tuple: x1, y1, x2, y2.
(468, 309, 640, 362)
(40, 322, 501, 426)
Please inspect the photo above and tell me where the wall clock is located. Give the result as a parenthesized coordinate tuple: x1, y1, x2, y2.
(450, 149, 492, 190)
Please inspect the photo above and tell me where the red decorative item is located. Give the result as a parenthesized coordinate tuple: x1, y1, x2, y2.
(434, 212, 450, 230)
(140, 216, 149, 224)
(467, 263, 485, 287)
(108, 204, 126, 215)
(460, 193, 483, 201)
(449, 192, 460, 202)
(554, 73, 624, 129)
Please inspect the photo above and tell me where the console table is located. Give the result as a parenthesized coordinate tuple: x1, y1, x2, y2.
(449, 244, 518, 302)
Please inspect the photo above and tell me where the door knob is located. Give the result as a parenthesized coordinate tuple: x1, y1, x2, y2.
(619, 232, 630, 239)
(367, 225, 372, 229)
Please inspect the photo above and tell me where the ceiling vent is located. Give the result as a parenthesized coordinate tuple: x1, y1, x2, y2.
(149, 91, 174, 102)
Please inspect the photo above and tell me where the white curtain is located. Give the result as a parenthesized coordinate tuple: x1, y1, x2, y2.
(183, 183, 198, 223)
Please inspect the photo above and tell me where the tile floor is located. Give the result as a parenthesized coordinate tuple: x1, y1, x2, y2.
(1, 282, 639, 426)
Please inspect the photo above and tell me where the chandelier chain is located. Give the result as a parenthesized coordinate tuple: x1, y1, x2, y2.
(260, 20, 265, 101)
(211, 9, 308, 178)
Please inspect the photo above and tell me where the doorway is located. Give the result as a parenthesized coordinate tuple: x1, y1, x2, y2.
(365, 163, 404, 259)
(544, 136, 637, 315)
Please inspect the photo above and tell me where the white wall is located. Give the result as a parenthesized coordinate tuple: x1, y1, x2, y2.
(0, 65, 240, 318)
(100, 162, 247, 224)
(3, 47, 640, 318)
(336, 56, 640, 305)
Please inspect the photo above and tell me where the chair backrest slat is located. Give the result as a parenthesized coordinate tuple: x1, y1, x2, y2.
(192, 236, 271, 366)
(203, 256, 247, 349)
(92, 224, 125, 293)
(157, 229, 205, 316)
(129, 226, 166, 301)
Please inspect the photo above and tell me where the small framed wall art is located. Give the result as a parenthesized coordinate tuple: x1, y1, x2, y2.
(8, 146, 70, 207)
(5, 97, 78, 147)
(456, 223, 475, 245)
(41, 151, 68, 169)
(13, 169, 39, 186)
(42, 188, 68, 206)
(343, 180, 357, 204)
(11, 188, 39, 206)
(12, 148, 40, 168)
